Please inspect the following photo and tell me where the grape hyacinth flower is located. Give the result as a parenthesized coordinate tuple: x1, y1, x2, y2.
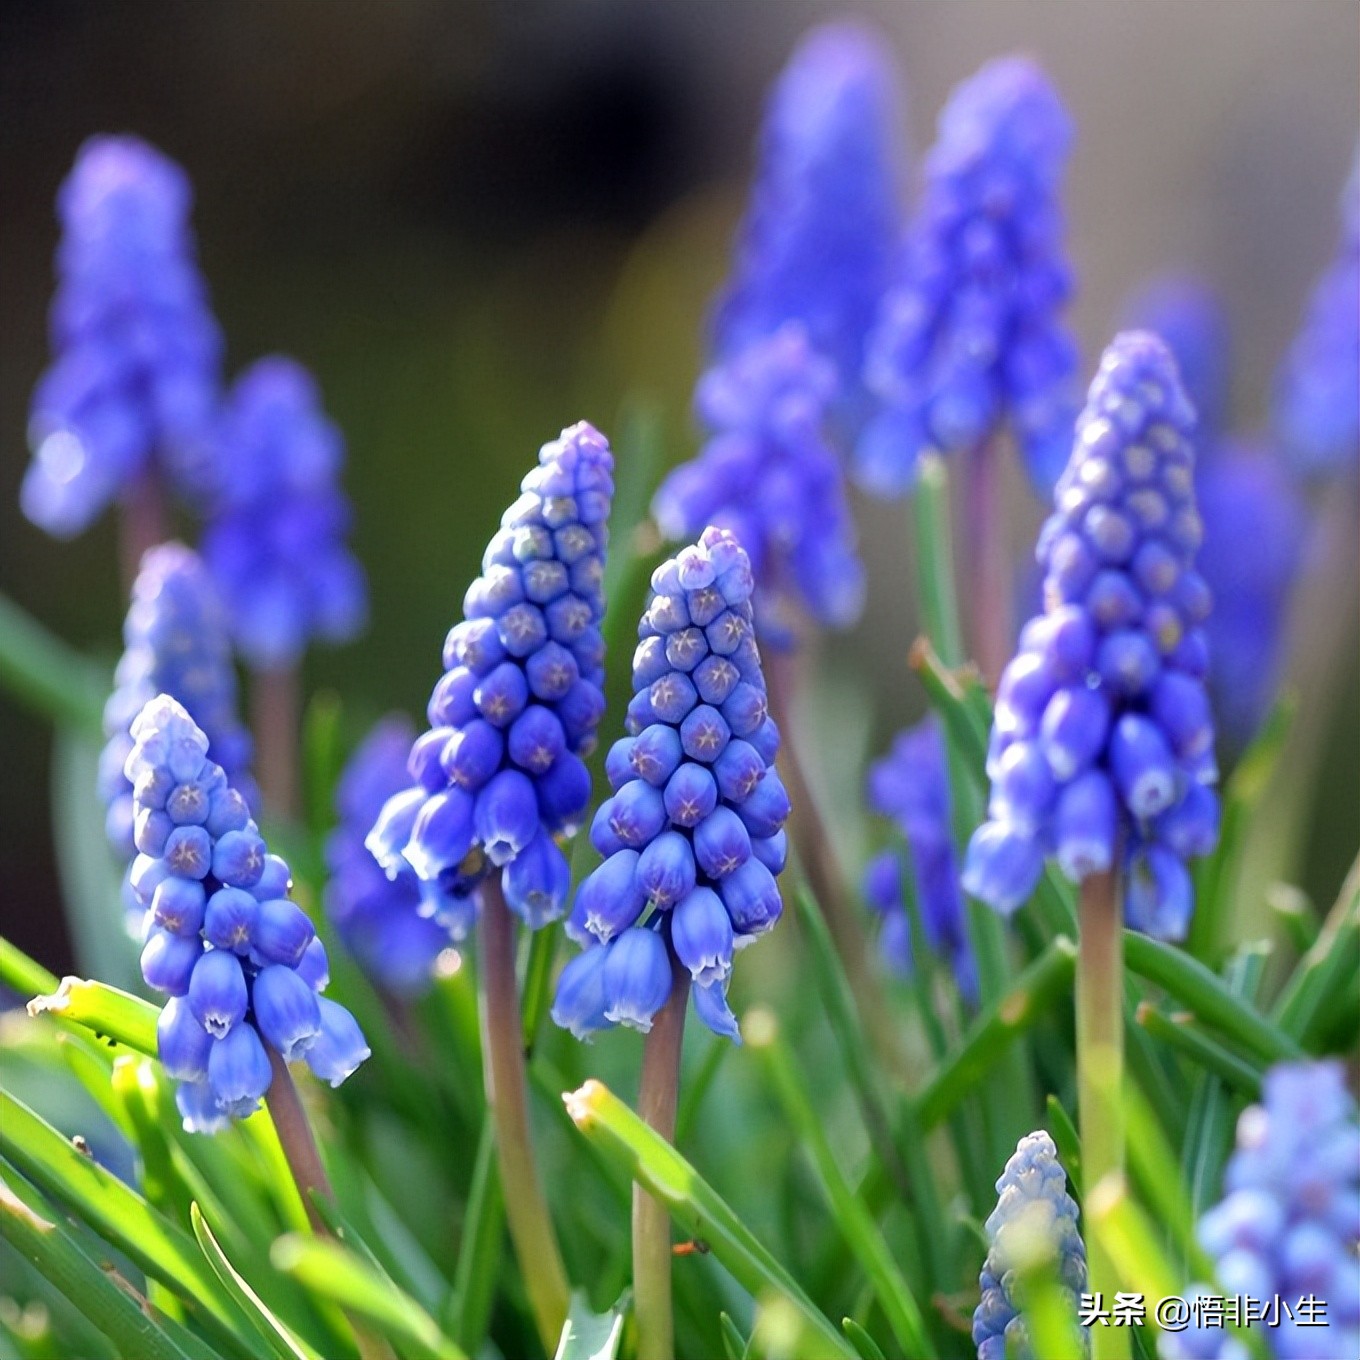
(652, 323, 866, 635)
(125, 695, 368, 1131)
(973, 1131, 1089, 1360)
(201, 357, 367, 669)
(963, 331, 1220, 940)
(324, 716, 449, 995)
(1273, 150, 1359, 481)
(862, 717, 977, 1002)
(857, 56, 1077, 497)
(710, 21, 904, 391)
(1161, 1061, 1360, 1360)
(21, 136, 223, 538)
(367, 422, 613, 937)
(98, 543, 256, 925)
(552, 526, 788, 1043)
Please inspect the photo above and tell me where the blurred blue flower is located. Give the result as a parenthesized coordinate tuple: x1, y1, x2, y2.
(324, 716, 450, 995)
(553, 527, 787, 1043)
(863, 717, 977, 1002)
(653, 324, 865, 635)
(98, 543, 256, 927)
(1162, 1061, 1359, 1360)
(126, 695, 367, 1129)
(368, 422, 613, 938)
(973, 1130, 1088, 1360)
(710, 21, 904, 394)
(964, 332, 1219, 939)
(1273, 150, 1359, 481)
(857, 56, 1077, 497)
(22, 135, 223, 536)
(201, 356, 367, 669)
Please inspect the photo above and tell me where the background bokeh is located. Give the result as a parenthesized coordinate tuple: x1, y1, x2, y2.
(2, 0, 1357, 974)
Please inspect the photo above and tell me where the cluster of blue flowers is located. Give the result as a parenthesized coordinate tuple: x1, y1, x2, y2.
(324, 716, 450, 995)
(862, 716, 977, 1002)
(708, 21, 903, 391)
(1162, 1061, 1360, 1360)
(973, 1130, 1089, 1360)
(367, 422, 612, 938)
(552, 527, 787, 1044)
(858, 56, 1077, 497)
(126, 695, 368, 1130)
(200, 357, 367, 670)
(98, 543, 256, 926)
(1273, 151, 1359, 481)
(963, 331, 1219, 939)
(653, 324, 865, 635)
(21, 136, 223, 536)
(1122, 275, 1304, 746)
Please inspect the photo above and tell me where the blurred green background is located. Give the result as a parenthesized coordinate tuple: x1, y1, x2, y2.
(2, 0, 1357, 975)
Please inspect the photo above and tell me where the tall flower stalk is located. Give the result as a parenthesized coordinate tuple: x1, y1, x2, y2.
(367, 421, 614, 1351)
(964, 332, 1220, 1359)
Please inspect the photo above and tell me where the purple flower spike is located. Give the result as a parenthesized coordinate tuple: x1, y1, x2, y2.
(201, 357, 367, 668)
(863, 717, 977, 1003)
(711, 22, 904, 390)
(1273, 150, 1359, 481)
(653, 323, 866, 635)
(965, 332, 1219, 938)
(368, 422, 614, 935)
(126, 694, 367, 1127)
(1163, 1061, 1360, 1360)
(22, 136, 223, 536)
(554, 527, 787, 1044)
(99, 544, 256, 929)
(858, 56, 1077, 497)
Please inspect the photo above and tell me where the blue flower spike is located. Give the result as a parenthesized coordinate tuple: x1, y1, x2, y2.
(202, 357, 367, 669)
(1273, 150, 1359, 482)
(126, 695, 368, 1131)
(858, 56, 1077, 497)
(22, 136, 223, 536)
(973, 1130, 1089, 1360)
(862, 716, 977, 1002)
(963, 331, 1219, 939)
(367, 421, 613, 939)
(1162, 1061, 1360, 1360)
(552, 526, 788, 1044)
(99, 543, 257, 927)
(324, 716, 450, 994)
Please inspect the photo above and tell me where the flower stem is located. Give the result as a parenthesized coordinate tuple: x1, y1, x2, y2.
(476, 876, 569, 1354)
(253, 665, 299, 822)
(965, 436, 1011, 688)
(119, 475, 168, 595)
(264, 1047, 395, 1360)
(633, 956, 690, 1360)
(1076, 868, 1130, 1360)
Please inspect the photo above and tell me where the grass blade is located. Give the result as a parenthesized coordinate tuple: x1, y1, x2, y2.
(1133, 1005, 1263, 1096)
(563, 1079, 856, 1360)
(447, 1114, 503, 1353)
(553, 1291, 628, 1360)
(0, 939, 58, 997)
(0, 591, 106, 732)
(27, 976, 160, 1057)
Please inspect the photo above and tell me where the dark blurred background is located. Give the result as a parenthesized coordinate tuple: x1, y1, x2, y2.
(2, 1, 1357, 974)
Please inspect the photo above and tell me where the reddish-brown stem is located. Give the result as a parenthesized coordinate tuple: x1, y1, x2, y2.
(119, 476, 169, 594)
(252, 666, 299, 822)
(966, 436, 1011, 690)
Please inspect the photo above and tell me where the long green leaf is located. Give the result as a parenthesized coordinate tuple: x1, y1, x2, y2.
(0, 939, 59, 997)
(0, 1091, 262, 1358)
(553, 1291, 628, 1360)
(191, 1206, 317, 1360)
(563, 1080, 856, 1360)
(271, 1235, 466, 1360)
(910, 456, 966, 669)
(1271, 852, 1360, 1042)
(748, 1011, 936, 1359)
(1133, 1005, 1263, 1095)
(447, 1114, 503, 1352)
(1122, 933, 1301, 1063)
(27, 975, 160, 1056)
(0, 1173, 195, 1360)
(0, 592, 106, 732)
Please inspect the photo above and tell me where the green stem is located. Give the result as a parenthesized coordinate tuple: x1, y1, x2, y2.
(633, 956, 690, 1360)
(476, 877, 569, 1353)
(0, 593, 106, 733)
(253, 665, 300, 823)
(912, 454, 966, 669)
(1076, 870, 1129, 1360)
